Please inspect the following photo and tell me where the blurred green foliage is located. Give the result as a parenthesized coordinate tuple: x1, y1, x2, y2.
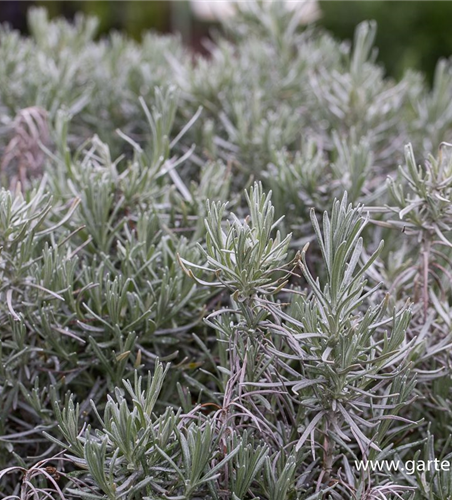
(38, 1, 173, 36)
(320, 1, 452, 82)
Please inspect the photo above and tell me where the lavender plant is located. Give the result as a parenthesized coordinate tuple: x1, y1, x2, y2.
(1, 3, 452, 499)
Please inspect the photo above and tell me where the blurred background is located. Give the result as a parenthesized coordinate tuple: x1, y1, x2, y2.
(1, 1, 451, 82)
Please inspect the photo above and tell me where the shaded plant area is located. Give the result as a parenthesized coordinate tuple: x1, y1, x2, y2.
(1, 3, 452, 499)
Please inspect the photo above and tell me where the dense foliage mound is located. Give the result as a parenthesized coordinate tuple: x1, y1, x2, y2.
(1, 4, 452, 499)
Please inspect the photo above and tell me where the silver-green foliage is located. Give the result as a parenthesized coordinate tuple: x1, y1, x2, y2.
(1, 3, 452, 499)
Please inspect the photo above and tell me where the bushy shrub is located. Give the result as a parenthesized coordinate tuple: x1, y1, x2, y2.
(1, 3, 452, 499)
